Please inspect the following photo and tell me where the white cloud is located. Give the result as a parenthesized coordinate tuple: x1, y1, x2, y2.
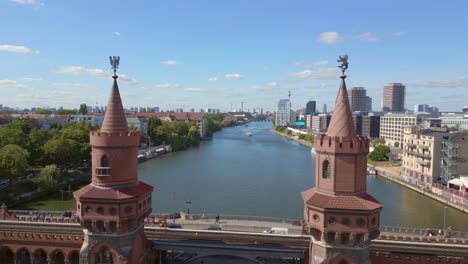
(55, 65, 139, 85)
(113, 32, 121, 37)
(184, 88, 208, 92)
(161, 60, 177, 66)
(290, 68, 341, 80)
(208, 77, 218, 83)
(253, 81, 280, 94)
(392, 31, 408, 37)
(55, 66, 107, 77)
(317, 32, 342, 45)
(353, 32, 379, 42)
(17, 77, 42, 82)
(153, 83, 182, 89)
(410, 77, 468, 88)
(0, 44, 34, 53)
(225, 73, 242, 80)
(9, 0, 36, 4)
(119, 74, 139, 85)
(0, 79, 17, 84)
(295, 60, 329, 68)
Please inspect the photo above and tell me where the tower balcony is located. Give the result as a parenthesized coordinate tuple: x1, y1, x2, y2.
(96, 167, 111, 177)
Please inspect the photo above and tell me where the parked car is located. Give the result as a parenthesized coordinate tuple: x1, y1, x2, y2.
(166, 223, 182, 229)
(263, 227, 288, 234)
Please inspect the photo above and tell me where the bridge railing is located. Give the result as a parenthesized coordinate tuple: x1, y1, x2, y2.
(148, 213, 302, 225)
(380, 225, 468, 239)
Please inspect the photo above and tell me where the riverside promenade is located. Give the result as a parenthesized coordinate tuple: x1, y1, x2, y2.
(374, 166, 468, 214)
(271, 129, 313, 148)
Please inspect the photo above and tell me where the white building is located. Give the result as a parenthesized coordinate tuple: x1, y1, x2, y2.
(275, 99, 293, 126)
(440, 113, 468, 130)
(379, 113, 428, 148)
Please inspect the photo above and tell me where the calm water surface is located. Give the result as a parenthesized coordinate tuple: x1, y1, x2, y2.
(139, 122, 468, 231)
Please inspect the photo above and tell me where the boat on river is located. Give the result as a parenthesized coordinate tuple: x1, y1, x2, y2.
(246, 132, 252, 137)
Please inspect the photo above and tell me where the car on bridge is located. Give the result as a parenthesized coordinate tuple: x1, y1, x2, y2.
(263, 227, 288, 234)
(206, 225, 222, 230)
(166, 223, 182, 229)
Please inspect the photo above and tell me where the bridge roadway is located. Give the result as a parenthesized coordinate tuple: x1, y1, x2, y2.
(1, 217, 467, 260)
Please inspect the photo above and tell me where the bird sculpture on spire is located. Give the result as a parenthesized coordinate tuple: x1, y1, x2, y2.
(337, 54, 349, 76)
(109, 56, 120, 76)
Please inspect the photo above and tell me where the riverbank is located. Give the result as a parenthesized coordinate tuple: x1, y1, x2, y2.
(271, 129, 313, 148)
(374, 166, 468, 214)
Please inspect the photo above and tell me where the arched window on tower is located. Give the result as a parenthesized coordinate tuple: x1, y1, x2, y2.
(96, 155, 110, 176)
(101, 155, 110, 167)
(323, 160, 330, 179)
(96, 246, 114, 264)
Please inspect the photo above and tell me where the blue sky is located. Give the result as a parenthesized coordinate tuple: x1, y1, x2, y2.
(0, 0, 467, 112)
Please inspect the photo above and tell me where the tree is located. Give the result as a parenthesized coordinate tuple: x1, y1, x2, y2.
(44, 138, 82, 166)
(27, 128, 53, 165)
(0, 127, 25, 148)
(0, 144, 30, 185)
(368, 145, 391, 161)
(394, 141, 400, 148)
(78, 104, 88, 115)
(147, 117, 162, 143)
(35, 109, 53, 115)
(33, 164, 61, 191)
(304, 134, 315, 142)
(56, 109, 77, 115)
(372, 137, 386, 145)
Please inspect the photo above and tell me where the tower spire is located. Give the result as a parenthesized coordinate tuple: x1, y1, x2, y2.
(325, 74, 356, 138)
(301, 56, 382, 264)
(101, 56, 128, 133)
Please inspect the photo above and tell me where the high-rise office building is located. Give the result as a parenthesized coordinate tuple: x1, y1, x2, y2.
(276, 99, 293, 126)
(382, 83, 405, 112)
(414, 104, 439, 114)
(323, 104, 327, 113)
(305, 101, 316, 115)
(348, 87, 372, 112)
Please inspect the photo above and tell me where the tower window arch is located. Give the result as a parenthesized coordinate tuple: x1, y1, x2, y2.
(323, 160, 330, 179)
(96, 246, 114, 264)
(101, 155, 110, 167)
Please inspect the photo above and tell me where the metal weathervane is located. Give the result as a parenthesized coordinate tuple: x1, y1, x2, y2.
(109, 56, 120, 75)
(337, 54, 349, 75)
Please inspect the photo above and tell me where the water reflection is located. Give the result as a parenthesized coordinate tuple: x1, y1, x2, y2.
(139, 122, 467, 231)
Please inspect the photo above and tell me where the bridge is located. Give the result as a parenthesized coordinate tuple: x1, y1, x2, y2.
(1, 210, 467, 263)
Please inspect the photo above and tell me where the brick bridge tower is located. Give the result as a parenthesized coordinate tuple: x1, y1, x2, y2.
(74, 57, 153, 263)
(302, 57, 382, 264)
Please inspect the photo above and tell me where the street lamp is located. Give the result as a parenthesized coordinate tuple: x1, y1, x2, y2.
(172, 192, 176, 223)
(185, 199, 192, 215)
(443, 206, 448, 230)
(60, 190, 65, 211)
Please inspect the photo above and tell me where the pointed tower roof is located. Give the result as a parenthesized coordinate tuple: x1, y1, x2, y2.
(326, 75, 357, 138)
(101, 75, 128, 133)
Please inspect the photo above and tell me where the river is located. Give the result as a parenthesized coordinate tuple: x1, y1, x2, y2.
(138, 121, 468, 231)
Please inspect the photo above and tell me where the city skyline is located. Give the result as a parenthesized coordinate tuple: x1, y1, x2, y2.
(1, 0, 467, 112)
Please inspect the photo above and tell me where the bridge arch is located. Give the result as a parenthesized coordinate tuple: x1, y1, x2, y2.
(16, 247, 31, 264)
(50, 249, 66, 264)
(33, 248, 48, 264)
(88, 242, 119, 264)
(68, 251, 80, 264)
(0, 246, 14, 264)
(185, 254, 259, 264)
(329, 254, 356, 264)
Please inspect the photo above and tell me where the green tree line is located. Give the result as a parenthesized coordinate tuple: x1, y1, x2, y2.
(0, 119, 96, 187)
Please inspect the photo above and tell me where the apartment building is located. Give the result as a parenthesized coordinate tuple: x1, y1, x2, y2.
(379, 113, 427, 148)
(276, 99, 293, 126)
(403, 127, 468, 187)
(311, 114, 331, 132)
